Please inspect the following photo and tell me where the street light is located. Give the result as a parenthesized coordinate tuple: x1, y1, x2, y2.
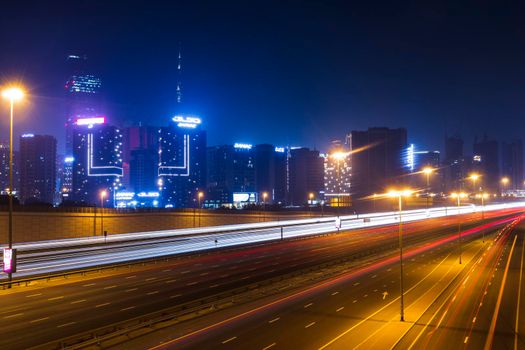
(198, 191, 204, 227)
(308, 192, 314, 217)
(476, 192, 489, 242)
(262, 192, 268, 221)
(450, 192, 467, 264)
(2, 86, 24, 287)
(387, 188, 413, 322)
(501, 177, 510, 196)
(422, 167, 434, 208)
(100, 190, 107, 241)
(468, 173, 480, 193)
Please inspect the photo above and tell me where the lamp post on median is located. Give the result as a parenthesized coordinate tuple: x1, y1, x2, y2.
(501, 177, 509, 197)
(477, 192, 489, 242)
(262, 192, 268, 222)
(2, 86, 24, 287)
(308, 192, 314, 217)
(468, 173, 480, 193)
(450, 191, 467, 264)
(100, 190, 107, 240)
(198, 191, 204, 227)
(422, 167, 434, 208)
(387, 188, 413, 322)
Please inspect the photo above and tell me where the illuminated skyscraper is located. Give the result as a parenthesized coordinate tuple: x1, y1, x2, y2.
(158, 116, 206, 208)
(71, 117, 123, 205)
(324, 140, 352, 206)
(64, 55, 103, 154)
(19, 134, 57, 204)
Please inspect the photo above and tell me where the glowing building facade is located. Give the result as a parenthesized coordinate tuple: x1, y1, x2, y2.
(324, 140, 352, 206)
(71, 117, 123, 205)
(157, 116, 206, 208)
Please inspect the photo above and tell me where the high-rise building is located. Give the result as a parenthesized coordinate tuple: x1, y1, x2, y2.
(288, 148, 324, 206)
(207, 143, 256, 206)
(158, 115, 206, 208)
(473, 135, 499, 192)
(444, 135, 465, 191)
(123, 125, 159, 190)
(19, 134, 57, 204)
(64, 55, 103, 154)
(414, 150, 441, 193)
(254, 144, 288, 204)
(501, 139, 523, 190)
(60, 156, 74, 200)
(324, 140, 351, 206)
(71, 117, 123, 205)
(350, 127, 408, 201)
(0, 143, 9, 194)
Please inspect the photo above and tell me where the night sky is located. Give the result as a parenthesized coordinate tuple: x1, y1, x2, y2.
(1, 1, 525, 154)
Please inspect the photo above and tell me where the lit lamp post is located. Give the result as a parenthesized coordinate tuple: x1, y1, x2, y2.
(468, 173, 480, 193)
(422, 167, 434, 208)
(387, 188, 413, 322)
(501, 177, 509, 197)
(262, 192, 268, 222)
(476, 192, 489, 242)
(2, 87, 24, 286)
(198, 191, 204, 227)
(100, 190, 107, 240)
(450, 192, 467, 264)
(308, 192, 314, 217)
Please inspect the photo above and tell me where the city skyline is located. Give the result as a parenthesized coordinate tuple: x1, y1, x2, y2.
(2, 2, 525, 153)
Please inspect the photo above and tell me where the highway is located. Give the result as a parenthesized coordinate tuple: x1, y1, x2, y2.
(0, 209, 520, 349)
(2, 202, 524, 279)
(112, 213, 525, 350)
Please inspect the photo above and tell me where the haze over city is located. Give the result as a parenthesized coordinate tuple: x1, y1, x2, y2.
(0, 2, 525, 350)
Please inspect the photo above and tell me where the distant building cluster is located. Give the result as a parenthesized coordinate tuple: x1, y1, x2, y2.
(9, 54, 525, 209)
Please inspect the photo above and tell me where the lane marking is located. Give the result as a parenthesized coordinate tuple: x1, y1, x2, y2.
(147, 291, 159, 295)
(268, 317, 280, 324)
(47, 296, 64, 301)
(222, 336, 237, 344)
(304, 303, 313, 308)
(83, 283, 96, 287)
(187, 281, 198, 286)
(484, 234, 518, 350)
(70, 299, 86, 304)
(95, 302, 111, 308)
(515, 232, 525, 350)
(121, 306, 136, 311)
(263, 343, 276, 350)
(305, 321, 316, 328)
(146, 277, 157, 281)
(170, 294, 181, 299)
(166, 279, 177, 283)
(104, 285, 117, 290)
(30, 317, 49, 323)
(336, 307, 344, 312)
(125, 275, 136, 279)
(57, 322, 76, 328)
(26, 293, 41, 298)
(125, 288, 138, 292)
(4, 313, 23, 319)
(331, 291, 339, 296)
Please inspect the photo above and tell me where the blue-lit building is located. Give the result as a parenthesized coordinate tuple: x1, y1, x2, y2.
(207, 143, 256, 206)
(157, 115, 206, 208)
(71, 117, 123, 205)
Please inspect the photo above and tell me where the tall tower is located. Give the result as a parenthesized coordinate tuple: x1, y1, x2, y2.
(176, 44, 183, 105)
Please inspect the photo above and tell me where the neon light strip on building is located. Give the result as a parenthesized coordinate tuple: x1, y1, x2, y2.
(158, 134, 190, 177)
(87, 133, 123, 177)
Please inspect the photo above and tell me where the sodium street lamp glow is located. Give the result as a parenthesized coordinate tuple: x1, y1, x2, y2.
(386, 188, 413, 322)
(2, 87, 24, 101)
(2, 85, 25, 288)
